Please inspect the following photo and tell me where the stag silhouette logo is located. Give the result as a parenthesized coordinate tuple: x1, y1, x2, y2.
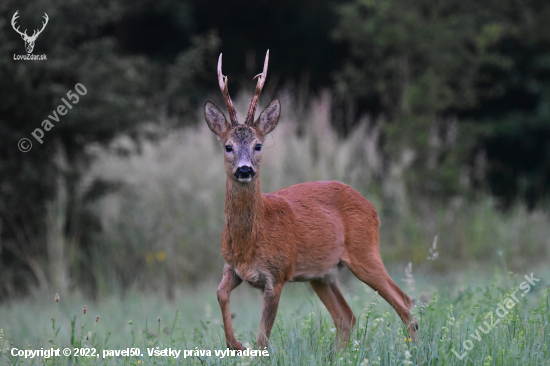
(11, 10, 49, 54)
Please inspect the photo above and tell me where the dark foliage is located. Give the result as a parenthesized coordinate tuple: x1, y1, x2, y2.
(0, 0, 548, 297)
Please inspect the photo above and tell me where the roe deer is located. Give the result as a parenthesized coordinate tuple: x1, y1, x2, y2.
(205, 50, 418, 350)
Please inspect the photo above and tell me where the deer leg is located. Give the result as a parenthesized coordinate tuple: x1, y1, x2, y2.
(329, 282, 357, 331)
(346, 255, 418, 341)
(257, 282, 283, 348)
(310, 280, 353, 349)
(217, 264, 244, 350)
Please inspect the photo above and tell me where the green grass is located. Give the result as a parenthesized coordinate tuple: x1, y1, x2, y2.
(1, 265, 548, 365)
(3, 90, 548, 365)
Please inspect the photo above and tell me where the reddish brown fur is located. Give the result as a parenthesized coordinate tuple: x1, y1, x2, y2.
(206, 52, 417, 351)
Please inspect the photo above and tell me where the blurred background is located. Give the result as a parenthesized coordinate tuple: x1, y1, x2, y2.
(0, 0, 549, 301)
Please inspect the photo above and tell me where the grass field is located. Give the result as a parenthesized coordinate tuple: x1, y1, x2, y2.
(1, 264, 548, 365)
(2, 93, 549, 365)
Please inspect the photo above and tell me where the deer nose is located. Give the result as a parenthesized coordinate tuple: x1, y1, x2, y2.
(234, 166, 255, 179)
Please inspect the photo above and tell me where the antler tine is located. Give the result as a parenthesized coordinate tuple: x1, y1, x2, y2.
(245, 50, 269, 126)
(11, 10, 28, 37)
(33, 13, 49, 38)
(217, 53, 239, 125)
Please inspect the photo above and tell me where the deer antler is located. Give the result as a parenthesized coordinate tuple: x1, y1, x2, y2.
(245, 50, 269, 126)
(11, 11, 28, 38)
(217, 54, 239, 125)
(29, 13, 49, 40)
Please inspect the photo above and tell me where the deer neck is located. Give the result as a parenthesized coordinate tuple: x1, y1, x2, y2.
(223, 178, 264, 263)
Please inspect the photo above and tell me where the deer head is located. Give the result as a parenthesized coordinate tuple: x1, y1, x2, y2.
(205, 51, 281, 183)
(11, 11, 49, 54)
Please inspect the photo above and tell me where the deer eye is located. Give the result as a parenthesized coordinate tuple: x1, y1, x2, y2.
(225, 145, 233, 153)
(255, 144, 262, 151)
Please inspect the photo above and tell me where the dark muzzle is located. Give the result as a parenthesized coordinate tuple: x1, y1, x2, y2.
(234, 166, 255, 179)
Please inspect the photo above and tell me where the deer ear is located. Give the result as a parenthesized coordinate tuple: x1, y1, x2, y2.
(255, 98, 280, 136)
(204, 101, 231, 138)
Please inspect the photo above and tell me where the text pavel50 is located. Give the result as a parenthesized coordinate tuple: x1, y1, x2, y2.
(31, 83, 87, 145)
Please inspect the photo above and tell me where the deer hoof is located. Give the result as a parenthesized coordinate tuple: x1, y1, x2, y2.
(227, 340, 245, 351)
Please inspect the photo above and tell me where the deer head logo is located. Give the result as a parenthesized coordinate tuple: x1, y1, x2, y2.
(11, 10, 49, 54)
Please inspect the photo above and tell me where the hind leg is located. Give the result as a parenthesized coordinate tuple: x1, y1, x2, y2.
(345, 253, 418, 340)
(329, 282, 357, 331)
(310, 280, 354, 348)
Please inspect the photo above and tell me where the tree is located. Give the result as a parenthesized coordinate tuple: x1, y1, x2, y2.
(332, 0, 550, 204)
(0, 0, 218, 297)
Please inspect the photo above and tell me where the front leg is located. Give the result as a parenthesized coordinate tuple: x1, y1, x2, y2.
(217, 264, 244, 350)
(257, 282, 284, 348)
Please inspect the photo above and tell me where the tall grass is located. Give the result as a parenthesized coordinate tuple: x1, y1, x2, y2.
(85, 89, 550, 295)
(0, 269, 548, 365)
(2, 85, 549, 362)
